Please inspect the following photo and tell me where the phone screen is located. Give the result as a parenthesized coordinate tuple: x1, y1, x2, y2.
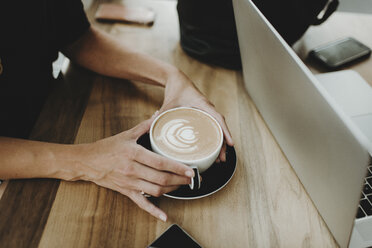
(147, 224, 202, 248)
(310, 37, 371, 68)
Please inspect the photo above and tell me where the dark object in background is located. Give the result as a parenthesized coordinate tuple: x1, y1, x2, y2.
(177, 0, 338, 70)
(177, 0, 241, 70)
(147, 224, 202, 248)
(308, 37, 371, 70)
(253, 0, 339, 45)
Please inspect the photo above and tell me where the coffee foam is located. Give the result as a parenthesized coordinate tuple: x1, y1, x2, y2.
(152, 108, 222, 161)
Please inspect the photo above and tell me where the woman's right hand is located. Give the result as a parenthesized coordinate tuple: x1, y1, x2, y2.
(69, 117, 194, 222)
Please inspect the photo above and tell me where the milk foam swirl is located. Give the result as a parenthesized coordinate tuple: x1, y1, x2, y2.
(152, 108, 222, 161)
(159, 119, 199, 154)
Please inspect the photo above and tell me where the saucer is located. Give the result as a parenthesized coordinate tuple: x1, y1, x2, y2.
(137, 134, 237, 200)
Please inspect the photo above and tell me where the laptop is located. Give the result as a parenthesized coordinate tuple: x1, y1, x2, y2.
(232, 0, 372, 247)
(337, 0, 372, 15)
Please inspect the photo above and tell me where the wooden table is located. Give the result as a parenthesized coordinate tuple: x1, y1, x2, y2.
(1, 1, 371, 247)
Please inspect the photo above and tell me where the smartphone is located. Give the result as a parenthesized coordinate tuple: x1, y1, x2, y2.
(147, 224, 202, 248)
(95, 3, 155, 25)
(308, 37, 371, 70)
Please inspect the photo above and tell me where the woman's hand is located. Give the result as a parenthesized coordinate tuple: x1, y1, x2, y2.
(73, 116, 194, 222)
(160, 70, 234, 162)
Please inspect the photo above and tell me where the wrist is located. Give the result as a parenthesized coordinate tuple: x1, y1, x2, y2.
(164, 67, 195, 90)
(162, 65, 182, 86)
(51, 143, 93, 182)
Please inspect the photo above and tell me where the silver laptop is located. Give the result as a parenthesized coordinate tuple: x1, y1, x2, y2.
(232, 0, 372, 247)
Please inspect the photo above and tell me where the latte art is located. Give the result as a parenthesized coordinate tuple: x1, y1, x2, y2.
(152, 108, 222, 161)
(160, 119, 199, 154)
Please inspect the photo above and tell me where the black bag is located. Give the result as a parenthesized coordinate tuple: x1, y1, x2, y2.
(177, 0, 339, 70)
(177, 0, 241, 70)
(252, 0, 339, 45)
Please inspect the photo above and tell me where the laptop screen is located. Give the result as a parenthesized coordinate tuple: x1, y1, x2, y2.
(232, 0, 370, 246)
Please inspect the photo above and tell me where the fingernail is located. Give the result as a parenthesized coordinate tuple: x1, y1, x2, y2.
(222, 154, 226, 162)
(185, 170, 194, 178)
(159, 214, 167, 222)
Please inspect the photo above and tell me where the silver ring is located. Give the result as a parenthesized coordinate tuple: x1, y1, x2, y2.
(140, 191, 151, 198)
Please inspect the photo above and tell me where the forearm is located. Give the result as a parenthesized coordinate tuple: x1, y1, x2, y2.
(63, 26, 178, 87)
(0, 137, 86, 180)
(62, 26, 234, 148)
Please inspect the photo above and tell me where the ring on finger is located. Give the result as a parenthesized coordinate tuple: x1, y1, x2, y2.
(140, 191, 151, 198)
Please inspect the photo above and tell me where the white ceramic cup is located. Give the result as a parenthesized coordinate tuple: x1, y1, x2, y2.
(149, 107, 223, 190)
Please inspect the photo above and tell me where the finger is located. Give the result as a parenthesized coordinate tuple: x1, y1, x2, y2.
(152, 110, 160, 119)
(129, 114, 158, 139)
(113, 159, 191, 186)
(93, 181, 169, 221)
(129, 191, 168, 222)
(108, 176, 178, 198)
(212, 112, 234, 147)
(197, 105, 234, 147)
(134, 145, 194, 178)
(134, 161, 191, 186)
(107, 160, 191, 190)
(134, 179, 180, 197)
(219, 141, 227, 162)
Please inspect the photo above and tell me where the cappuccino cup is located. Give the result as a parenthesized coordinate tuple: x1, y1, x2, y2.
(150, 107, 223, 190)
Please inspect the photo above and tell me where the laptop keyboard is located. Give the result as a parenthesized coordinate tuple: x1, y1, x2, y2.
(357, 164, 372, 218)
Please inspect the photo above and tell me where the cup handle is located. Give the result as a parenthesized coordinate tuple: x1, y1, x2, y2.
(189, 167, 201, 190)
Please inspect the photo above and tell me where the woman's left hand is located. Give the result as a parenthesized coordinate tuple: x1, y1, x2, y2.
(160, 70, 234, 162)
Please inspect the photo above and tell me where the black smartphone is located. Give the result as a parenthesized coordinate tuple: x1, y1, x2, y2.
(308, 37, 371, 70)
(147, 224, 202, 248)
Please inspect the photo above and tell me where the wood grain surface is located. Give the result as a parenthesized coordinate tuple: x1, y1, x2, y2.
(0, 68, 94, 247)
(1, 0, 371, 247)
(0, 180, 8, 199)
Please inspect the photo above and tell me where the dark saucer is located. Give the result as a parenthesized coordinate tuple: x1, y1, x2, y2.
(137, 133, 237, 200)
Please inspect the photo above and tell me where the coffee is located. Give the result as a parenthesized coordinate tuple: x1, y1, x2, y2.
(152, 108, 222, 161)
